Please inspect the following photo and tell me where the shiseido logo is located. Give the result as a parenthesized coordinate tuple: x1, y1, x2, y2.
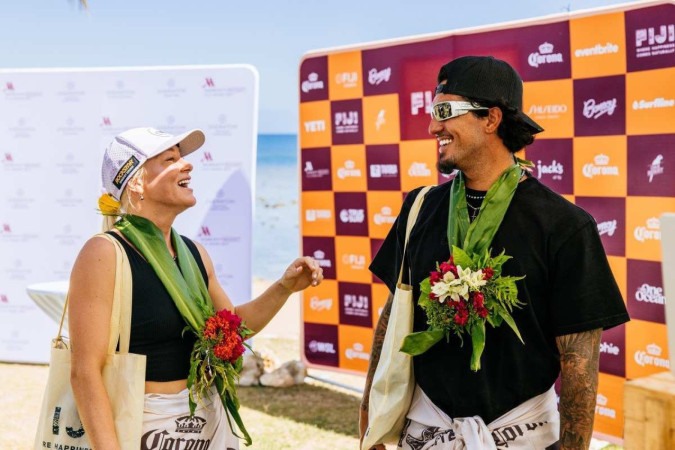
(575, 42, 620, 57)
(368, 67, 391, 85)
(301, 72, 325, 93)
(334, 111, 359, 134)
(632, 98, 675, 110)
(374, 206, 396, 225)
(583, 154, 619, 178)
(304, 120, 326, 133)
(635, 283, 665, 305)
(648, 155, 664, 183)
(600, 342, 620, 355)
(175, 415, 207, 433)
(345, 342, 369, 360)
(342, 253, 366, 269)
(337, 160, 362, 179)
(203, 77, 215, 88)
(303, 161, 329, 178)
(411, 91, 433, 115)
(528, 42, 564, 68)
(527, 104, 568, 116)
(597, 220, 617, 237)
(370, 164, 398, 178)
(309, 340, 336, 354)
(634, 217, 661, 243)
(635, 343, 669, 368)
(536, 160, 564, 180)
(636, 25, 675, 48)
(339, 209, 365, 224)
(582, 98, 617, 119)
(375, 109, 386, 131)
(305, 209, 331, 222)
(335, 72, 358, 88)
(409, 162, 431, 177)
(312, 250, 333, 268)
(310, 296, 333, 311)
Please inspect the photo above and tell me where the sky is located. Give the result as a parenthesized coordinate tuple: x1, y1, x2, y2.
(0, 0, 649, 133)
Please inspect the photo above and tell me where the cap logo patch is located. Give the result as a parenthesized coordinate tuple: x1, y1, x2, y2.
(147, 128, 171, 137)
(113, 155, 140, 189)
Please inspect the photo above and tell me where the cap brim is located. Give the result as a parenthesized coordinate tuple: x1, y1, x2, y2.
(519, 112, 544, 135)
(150, 129, 206, 158)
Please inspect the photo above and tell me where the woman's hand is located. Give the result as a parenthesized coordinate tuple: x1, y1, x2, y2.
(279, 256, 323, 293)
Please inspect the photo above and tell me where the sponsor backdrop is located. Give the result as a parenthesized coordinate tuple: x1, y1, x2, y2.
(298, 0, 674, 442)
(0, 65, 258, 364)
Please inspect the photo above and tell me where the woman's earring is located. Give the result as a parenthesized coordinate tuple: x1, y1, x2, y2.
(140, 194, 144, 200)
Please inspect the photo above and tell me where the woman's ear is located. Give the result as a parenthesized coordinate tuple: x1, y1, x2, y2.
(126, 171, 145, 197)
(485, 107, 503, 134)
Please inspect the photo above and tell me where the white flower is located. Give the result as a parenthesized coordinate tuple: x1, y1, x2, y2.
(457, 265, 487, 291)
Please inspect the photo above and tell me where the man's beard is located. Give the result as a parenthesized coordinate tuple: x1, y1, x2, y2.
(437, 159, 457, 174)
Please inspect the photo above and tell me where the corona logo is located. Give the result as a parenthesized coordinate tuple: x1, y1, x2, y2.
(345, 342, 369, 360)
(175, 415, 207, 433)
(313, 250, 325, 259)
(647, 343, 662, 356)
(582, 154, 619, 179)
(595, 395, 616, 418)
(337, 160, 362, 179)
(539, 42, 554, 54)
(301, 72, 325, 93)
(374, 206, 396, 225)
(634, 217, 661, 243)
(596, 394, 608, 406)
(528, 42, 564, 68)
(411, 91, 433, 115)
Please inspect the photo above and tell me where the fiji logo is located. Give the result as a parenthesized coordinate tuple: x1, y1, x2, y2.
(175, 415, 207, 433)
(636, 25, 675, 47)
(411, 91, 433, 115)
(203, 77, 215, 88)
(198, 226, 211, 237)
(101, 116, 112, 127)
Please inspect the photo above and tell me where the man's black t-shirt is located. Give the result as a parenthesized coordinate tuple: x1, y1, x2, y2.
(369, 176, 629, 424)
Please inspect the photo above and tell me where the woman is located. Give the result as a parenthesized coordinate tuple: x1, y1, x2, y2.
(68, 127, 322, 449)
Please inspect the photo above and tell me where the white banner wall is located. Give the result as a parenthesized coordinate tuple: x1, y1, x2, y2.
(0, 65, 258, 363)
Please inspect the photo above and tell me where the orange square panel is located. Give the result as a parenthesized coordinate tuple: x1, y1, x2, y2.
(300, 100, 331, 148)
(366, 191, 403, 240)
(303, 280, 339, 325)
(626, 67, 675, 136)
(573, 136, 627, 197)
(626, 196, 675, 262)
(594, 373, 625, 438)
(328, 51, 363, 100)
(522, 79, 574, 139)
(301, 191, 335, 237)
(399, 139, 438, 192)
(331, 145, 367, 192)
(335, 236, 372, 283)
(362, 94, 401, 144)
(570, 12, 626, 78)
(338, 324, 373, 372)
(625, 319, 670, 380)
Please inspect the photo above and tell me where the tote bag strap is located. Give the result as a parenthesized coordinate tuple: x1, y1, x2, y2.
(396, 185, 434, 286)
(54, 232, 133, 355)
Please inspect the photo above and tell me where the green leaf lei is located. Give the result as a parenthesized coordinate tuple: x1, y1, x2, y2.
(400, 164, 526, 371)
(116, 214, 253, 445)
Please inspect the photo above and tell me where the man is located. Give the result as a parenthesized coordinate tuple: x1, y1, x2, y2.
(360, 56, 629, 449)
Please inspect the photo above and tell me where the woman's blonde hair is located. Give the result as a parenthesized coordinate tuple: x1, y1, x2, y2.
(100, 167, 146, 231)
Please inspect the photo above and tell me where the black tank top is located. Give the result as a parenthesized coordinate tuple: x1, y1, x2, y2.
(107, 232, 208, 381)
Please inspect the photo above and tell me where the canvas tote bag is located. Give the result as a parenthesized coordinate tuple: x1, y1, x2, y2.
(34, 233, 146, 450)
(362, 185, 433, 450)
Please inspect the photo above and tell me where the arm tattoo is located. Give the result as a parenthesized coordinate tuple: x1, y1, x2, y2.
(360, 293, 394, 411)
(556, 328, 602, 450)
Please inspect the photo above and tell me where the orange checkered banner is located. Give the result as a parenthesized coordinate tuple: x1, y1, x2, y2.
(298, 0, 674, 441)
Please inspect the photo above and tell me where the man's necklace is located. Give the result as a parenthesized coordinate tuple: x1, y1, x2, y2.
(466, 191, 486, 222)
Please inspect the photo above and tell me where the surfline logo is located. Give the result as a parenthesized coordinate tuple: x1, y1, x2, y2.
(528, 42, 564, 68)
(337, 160, 362, 179)
(635, 283, 665, 305)
(374, 206, 396, 225)
(368, 67, 391, 85)
(597, 220, 617, 237)
(574, 42, 620, 57)
(345, 342, 369, 360)
(301, 72, 325, 93)
(632, 98, 675, 110)
(312, 250, 333, 269)
(582, 98, 617, 119)
(648, 155, 664, 183)
(635, 343, 669, 368)
(582, 154, 619, 178)
(634, 217, 661, 243)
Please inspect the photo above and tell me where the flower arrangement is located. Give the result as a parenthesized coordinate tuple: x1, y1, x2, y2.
(401, 245, 524, 371)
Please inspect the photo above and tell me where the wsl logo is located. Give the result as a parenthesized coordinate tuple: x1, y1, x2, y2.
(582, 154, 619, 179)
(301, 72, 324, 93)
(648, 155, 664, 183)
(309, 339, 336, 354)
(634, 217, 661, 243)
(528, 42, 564, 68)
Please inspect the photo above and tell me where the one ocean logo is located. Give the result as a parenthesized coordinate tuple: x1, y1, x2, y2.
(582, 154, 619, 179)
(368, 67, 391, 86)
(635, 283, 665, 305)
(634, 217, 661, 243)
(648, 155, 664, 183)
(582, 98, 617, 119)
(409, 162, 431, 177)
(301, 72, 325, 93)
(528, 42, 564, 68)
(536, 159, 564, 180)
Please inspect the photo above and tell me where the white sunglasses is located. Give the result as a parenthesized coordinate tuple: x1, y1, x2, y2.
(430, 101, 489, 121)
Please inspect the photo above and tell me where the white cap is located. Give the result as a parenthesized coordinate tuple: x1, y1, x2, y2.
(101, 127, 205, 201)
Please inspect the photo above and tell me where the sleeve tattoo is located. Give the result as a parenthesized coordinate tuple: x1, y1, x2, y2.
(556, 328, 602, 450)
(360, 293, 394, 411)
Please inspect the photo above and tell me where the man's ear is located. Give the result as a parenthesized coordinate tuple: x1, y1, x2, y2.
(485, 107, 503, 134)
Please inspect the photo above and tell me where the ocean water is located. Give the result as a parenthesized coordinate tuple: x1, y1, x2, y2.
(253, 134, 300, 281)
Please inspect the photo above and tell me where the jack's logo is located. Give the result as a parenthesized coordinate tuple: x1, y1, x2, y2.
(411, 91, 433, 115)
(101, 116, 112, 127)
(199, 226, 211, 237)
(203, 77, 215, 88)
(582, 154, 619, 179)
(536, 160, 564, 180)
(302, 72, 324, 93)
(648, 155, 664, 183)
(582, 98, 617, 119)
(528, 42, 564, 68)
(634, 217, 661, 243)
(175, 415, 207, 433)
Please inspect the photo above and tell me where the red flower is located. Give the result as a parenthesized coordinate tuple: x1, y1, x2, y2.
(477, 307, 489, 318)
(454, 309, 469, 326)
(430, 271, 442, 284)
(429, 292, 438, 301)
(472, 291, 485, 309)
(483, 267, 494, 280)
(439, 261, 458, 277)
(202, 309, 246, 363)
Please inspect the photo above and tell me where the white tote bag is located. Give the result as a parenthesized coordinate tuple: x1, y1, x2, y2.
(362, 185, 433, 450)
(34, 233, 146, 450)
